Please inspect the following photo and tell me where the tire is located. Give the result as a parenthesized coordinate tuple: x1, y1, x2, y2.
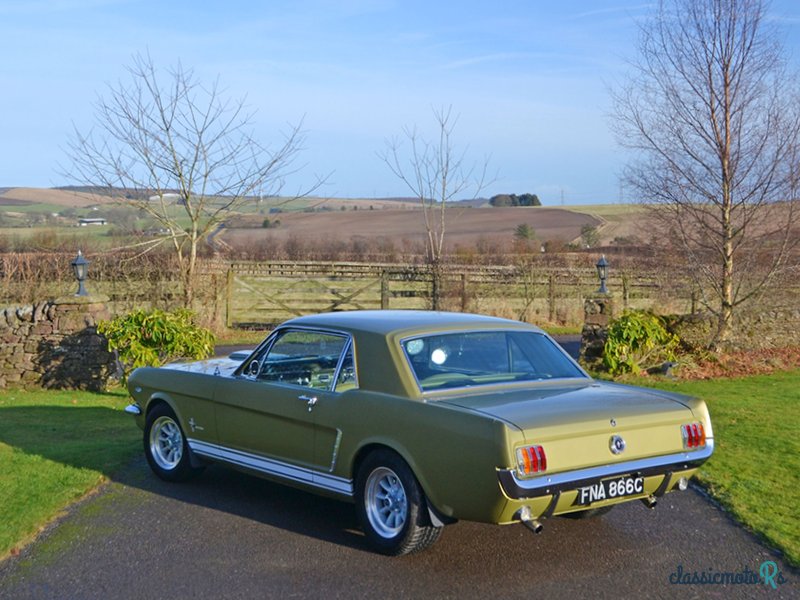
(143, 404, 204, 482)
(561, 505, 614, 519)
(355, 449, 443, 556)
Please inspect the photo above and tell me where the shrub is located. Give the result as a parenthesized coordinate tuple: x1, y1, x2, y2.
(580, 224, 599, 248)
(514, 223, 535, 240)
(98, 308, 216, 383)
(603, 310, 680, 376)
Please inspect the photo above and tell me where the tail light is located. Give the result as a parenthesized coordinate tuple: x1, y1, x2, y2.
(516, 445, 547, 477)
(681, 422, 706, 449)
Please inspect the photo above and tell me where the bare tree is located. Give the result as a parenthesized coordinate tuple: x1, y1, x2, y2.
(612, 0, 800, 348)
(66, 53, 315, 307)
(380, 106, 491, 308)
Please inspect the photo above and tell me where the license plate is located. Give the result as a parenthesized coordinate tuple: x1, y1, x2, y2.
(574, 475, 644, 506)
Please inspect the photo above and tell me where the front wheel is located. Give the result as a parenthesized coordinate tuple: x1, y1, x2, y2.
(355, 450, 443, 556)
(144, 404, 204, 482)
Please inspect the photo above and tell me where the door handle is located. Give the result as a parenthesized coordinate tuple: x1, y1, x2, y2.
(299, 394, 318, 412)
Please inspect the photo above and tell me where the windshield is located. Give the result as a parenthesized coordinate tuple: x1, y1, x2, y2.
(401, 330, 586, 391)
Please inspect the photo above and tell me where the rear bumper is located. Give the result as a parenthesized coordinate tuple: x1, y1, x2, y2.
(497, 438, 714, 500)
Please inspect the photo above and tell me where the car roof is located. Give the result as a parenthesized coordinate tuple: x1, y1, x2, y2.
(276, 310, 552, 398)
(282, 310, 543, 337)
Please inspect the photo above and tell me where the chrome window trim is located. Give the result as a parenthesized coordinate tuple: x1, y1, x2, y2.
(331, 337, 359, 393)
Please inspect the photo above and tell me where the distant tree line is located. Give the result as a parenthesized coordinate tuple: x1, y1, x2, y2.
(489, 193, 541, 207)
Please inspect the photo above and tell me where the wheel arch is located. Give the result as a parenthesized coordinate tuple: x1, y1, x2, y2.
(350, 441, 454, 527)
(144, 394, 179, 421)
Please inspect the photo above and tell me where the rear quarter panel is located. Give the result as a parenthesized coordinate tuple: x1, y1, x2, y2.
(323, 389, 522, 523)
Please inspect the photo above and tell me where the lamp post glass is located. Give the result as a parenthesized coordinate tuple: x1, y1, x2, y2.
(596, 255, 609, 294)
(71, 250, 90, 296)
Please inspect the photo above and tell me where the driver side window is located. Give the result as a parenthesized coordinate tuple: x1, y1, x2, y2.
(246, 330, 348, 390)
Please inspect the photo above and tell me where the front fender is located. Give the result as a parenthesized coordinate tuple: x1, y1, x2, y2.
(127, 367, 220, 444)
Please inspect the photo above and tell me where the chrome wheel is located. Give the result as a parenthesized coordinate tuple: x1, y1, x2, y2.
(364, 466, 408, 539)
(149, 415, 184, 471)
(355, 450, 443, 555)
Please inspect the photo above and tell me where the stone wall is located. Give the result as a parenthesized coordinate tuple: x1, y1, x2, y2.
(734, 307, 800, 349)
(0, 296, 115, 391)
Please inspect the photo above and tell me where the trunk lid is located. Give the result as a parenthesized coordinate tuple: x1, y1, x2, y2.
(437, 380, 696, 472)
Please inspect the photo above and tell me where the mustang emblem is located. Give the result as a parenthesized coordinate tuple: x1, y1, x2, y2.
(610, 435, 626, 454)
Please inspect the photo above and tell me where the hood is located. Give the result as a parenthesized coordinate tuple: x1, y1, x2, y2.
(162, 354, 246, 377)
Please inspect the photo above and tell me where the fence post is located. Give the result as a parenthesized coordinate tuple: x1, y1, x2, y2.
(622, 273, 630, 310)
(381, 270, 389, 309)
(548, 274, 556, 322)
(225, 266, 234, 328)
(461, 273, 468, 312)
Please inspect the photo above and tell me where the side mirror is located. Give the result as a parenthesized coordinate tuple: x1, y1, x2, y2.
(247, 360, 260, 377)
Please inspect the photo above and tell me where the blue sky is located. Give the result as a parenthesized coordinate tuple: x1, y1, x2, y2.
(2, 0, 799, 205)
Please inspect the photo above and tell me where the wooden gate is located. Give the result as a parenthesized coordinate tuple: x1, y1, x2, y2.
(225, 262, 433, 327)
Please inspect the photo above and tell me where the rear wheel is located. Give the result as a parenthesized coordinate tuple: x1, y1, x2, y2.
(355, 449, 443, 555)
(144, 404, 204, 482)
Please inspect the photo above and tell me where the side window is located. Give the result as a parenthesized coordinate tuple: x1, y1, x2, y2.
(509, 336, 536, 372)
(251, 330, 347, 390)
(334, 344, 358, 392)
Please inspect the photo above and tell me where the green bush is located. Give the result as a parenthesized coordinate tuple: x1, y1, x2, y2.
(98, 308, 215, 382)
(603, 310, 680, 376)
(514, 223, 535, 240)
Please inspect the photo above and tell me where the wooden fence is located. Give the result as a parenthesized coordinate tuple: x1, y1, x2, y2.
(0, 253, 696, 329)
(222, 261, 691, 328)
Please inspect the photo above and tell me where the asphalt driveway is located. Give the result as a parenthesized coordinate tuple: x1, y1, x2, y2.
(0, 456, 795, 599)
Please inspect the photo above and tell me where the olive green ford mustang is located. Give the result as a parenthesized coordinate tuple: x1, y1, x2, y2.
(125, 310, 713, 555)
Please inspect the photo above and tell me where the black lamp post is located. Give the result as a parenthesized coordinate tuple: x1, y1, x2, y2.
(596, 255, 609, 294)
(71, 250, 90, 297)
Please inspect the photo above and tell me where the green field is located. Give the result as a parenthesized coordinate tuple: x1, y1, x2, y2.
(561, 203, 647, 218)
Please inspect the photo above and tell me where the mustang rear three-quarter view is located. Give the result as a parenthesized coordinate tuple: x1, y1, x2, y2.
(124, 310, 713, 555)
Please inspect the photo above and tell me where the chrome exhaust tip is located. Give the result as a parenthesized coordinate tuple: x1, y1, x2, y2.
(523, 519, 544, 534)
(517, 506, 544, 534)
(641, 495, 658, 509)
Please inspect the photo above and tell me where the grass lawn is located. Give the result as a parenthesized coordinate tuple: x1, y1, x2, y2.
(0, 389, 140, 559)
(640, 370, 800, 566)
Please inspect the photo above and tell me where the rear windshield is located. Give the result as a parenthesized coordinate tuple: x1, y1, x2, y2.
(401, 330, 586, 391)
